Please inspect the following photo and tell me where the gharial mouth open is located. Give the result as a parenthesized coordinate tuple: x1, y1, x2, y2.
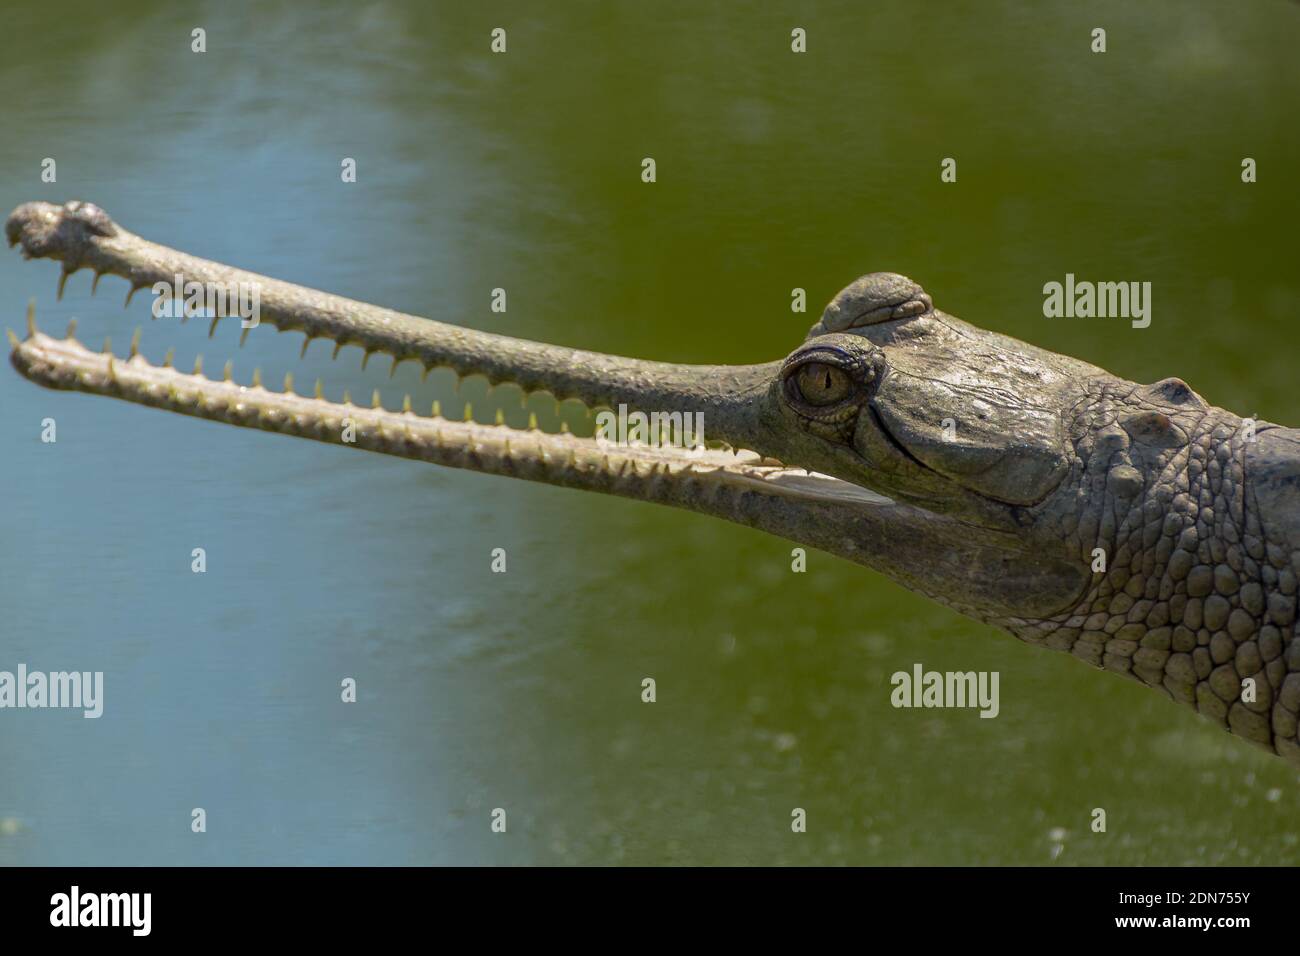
(6, 200, 891, 511)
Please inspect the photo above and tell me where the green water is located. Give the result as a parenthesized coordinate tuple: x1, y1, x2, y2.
(0, 0, 1296, 864)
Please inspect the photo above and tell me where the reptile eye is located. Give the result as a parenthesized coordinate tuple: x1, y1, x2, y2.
(790, 362, 853, 406)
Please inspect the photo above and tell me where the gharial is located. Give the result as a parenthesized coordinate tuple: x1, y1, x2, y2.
(7, 199, 1300, 767)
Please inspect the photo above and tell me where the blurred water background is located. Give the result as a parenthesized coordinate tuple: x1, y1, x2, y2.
(0, 0, 1296, 864)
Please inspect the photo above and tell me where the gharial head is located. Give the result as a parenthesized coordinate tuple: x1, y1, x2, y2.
(756, 271, 1080, 521)
(7, 201, 1137, 630)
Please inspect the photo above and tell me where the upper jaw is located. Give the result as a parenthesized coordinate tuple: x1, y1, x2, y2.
(7, 200, 779, 449)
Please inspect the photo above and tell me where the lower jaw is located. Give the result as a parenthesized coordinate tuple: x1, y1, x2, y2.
(12, 318, 879, 515)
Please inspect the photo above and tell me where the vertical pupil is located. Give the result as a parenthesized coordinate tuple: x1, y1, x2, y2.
(792, 361, 852, 405)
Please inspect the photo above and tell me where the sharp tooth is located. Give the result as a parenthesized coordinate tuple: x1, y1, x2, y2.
(91, 272, 102, 295)
(371, 388, 382, 409)
(343, 389, 352, 406)
(26, 300, 36, 335)
(528, 412, 539, 430)
(65, 318, 77, 340)
(283, 372, 294, 394)
(163, 348, 175, 367)
(463, 402, 473, 422)
(57, 270, 69, 301)
(124, 285, 138, 307)
(239, 325, 251, 348)
(559, 420, 570, 434)
(103, 336, 112, 355)
(223, 360, 233, 382)
(431, 400, 442, 418)
(5, 329, 19, 349)
(314, 379, 324, 400)
(332, 342, 343, 360)
(300, 336, 311, 360)
(389, 355, 399, 379)
(129, 329, 141, 358)
(208, 317, 221, 339)
(193, 355, 204, 374)
(251, 368, 262, 388)
(402, 394, 412, 413)
(361, 350, 372, 371)
(494, 409, 505, 426)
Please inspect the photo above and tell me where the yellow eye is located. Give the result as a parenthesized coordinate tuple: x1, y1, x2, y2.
(792, 362, 853, 406)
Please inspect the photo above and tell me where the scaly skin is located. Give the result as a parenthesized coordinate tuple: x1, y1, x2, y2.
(7, 200, 1299, 765)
